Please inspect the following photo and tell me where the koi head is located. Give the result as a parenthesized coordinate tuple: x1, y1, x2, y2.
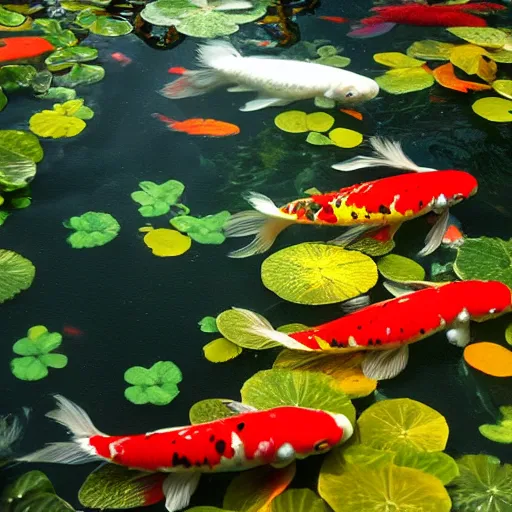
(325, 76, 379, 105)
(435, 170, 478, 210)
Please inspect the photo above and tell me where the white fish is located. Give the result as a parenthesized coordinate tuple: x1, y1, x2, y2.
(160, 40, 379, 111)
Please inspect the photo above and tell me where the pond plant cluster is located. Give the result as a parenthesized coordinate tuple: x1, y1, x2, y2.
(1, 0, 512, 511)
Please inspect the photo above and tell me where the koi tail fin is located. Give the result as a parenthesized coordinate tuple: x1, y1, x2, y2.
(332, 137, 436, 173)
(224, 192, 295, 258)
(231, 307, 313, 351)
(16, 395, 105, 465)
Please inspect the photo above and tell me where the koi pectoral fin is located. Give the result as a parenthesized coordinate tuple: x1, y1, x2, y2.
(239, 97, 294, 112)
(163, 472, 201, 512)
(446, 309, 471, 347)
(417, 208, 450, 257)
(224, 401, 259, 414)
(362, 345, 409, 380)
(327, 224, 383, 247)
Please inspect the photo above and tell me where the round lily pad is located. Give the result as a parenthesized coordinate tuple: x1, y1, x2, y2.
(406, 40, 455, 61)
(274, 111, 308, 133)
(306, 132, 333, 146)
(270, 489, 326, 512)
(203, 338, 242, 363)
(472, 97, 512, 123)
(328, 127, 363, 148)
(189, 399, 237, 424)
(377, 254, 425, 282)
(479, 406, 512, 444)
(374, 52, 425, 68)
(143, 228, 191, 257)
(376, 67, 435, 94)
(240, 368, 356, 425)
(463, 342, 512, 377)
(261, 242, 378, 305)
(0, 249, 35, 304)
(357, 398, 449, 452)
(492, 80, 512, 100)
(0, 6, 26, 27)
(447, 27, 507, 49)
(306, 112, 335, 132)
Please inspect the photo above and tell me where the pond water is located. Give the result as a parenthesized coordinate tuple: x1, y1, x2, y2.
(2, 0, 512, 511)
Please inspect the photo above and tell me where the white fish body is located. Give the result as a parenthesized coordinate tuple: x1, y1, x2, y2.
(161, 40, 379, 111)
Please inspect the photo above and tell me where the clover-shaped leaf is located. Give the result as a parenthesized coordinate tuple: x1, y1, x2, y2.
(198, 316, 219, 333)
(34, 18, 78, 48)
(10, 326, 68, 381)
(124, 361, 182, 406)
(170, 210, 231, 244)
(131, 180, 186, 217)
(63, 211, 120, 248)
(312, 45, 351, 68)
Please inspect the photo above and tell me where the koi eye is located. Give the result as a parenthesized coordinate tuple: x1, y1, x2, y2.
(314, 441, 330, 451)
(345, 91, 354, 98)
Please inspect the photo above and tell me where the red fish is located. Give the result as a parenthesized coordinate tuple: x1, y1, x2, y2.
(318, 16, 349, 23)
(153, 113, 240, 137)
(168, 66, 188, 75)
(111, 52, 132, 66)
(62, 325, 85, 337)
(224, 137, 478, 258)
(234, 280, 512, 380)
(339, 108, 363, 120)
(18, 395, 353, 512)
(0, 36, 54, 63)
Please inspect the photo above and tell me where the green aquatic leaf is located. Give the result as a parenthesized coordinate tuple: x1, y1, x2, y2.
(471, 97, 512, 123)
(2, 471, 55, 500)
(36, 87, 77, 101)
(374, 52, 425, 68)
(406, 40, 455, 61)
(30, 70, 53, 94)
(454, 237, 512, 287)
(79, 464, 166, 509)
(189, 398, 237, 424)
(11, 357, 49, 381)
(314, 96, 336, 109)
(0, 6, 26, 27)
(203, 337, 243, 363)
(479, 406, 512, 444)
(124, 361, 182, 406)
(447, 27, 507, 49)
(131, 180, 185, 217)
(0, 88, 6, 111)
(75, 9, 132, 36)
(341, 444, 395, 470)
(448, 454, 512, 511)
(506, 323, 512, 345)
(0, 65, 37, 93)
(0, 211, 9, 226)
(313, 47, 351, 68)
(377, 254, 425, 282)
(241, 368, 356, 425)
(45, 46, 98, 72)
(306, 132, 334, 146)
(376, 67, 434, 94)
(0, 130, 43, 192)
(270, 489, 327, 512)
(170, 211, 231, 244)
(34, 18, 78, 48)
(63, 212, 120, 249)
(0, 249, 35, 304)
(54, 63, 105, 88)
(198, 316, 219, 333)
(492, 80, 512, 100)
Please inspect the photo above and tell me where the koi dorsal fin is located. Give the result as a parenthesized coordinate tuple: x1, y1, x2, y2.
(383, 279, 443, 298)
(340, 294, 371, 313)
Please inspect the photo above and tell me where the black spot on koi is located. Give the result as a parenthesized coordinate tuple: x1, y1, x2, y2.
(215, 440, 226, 455)
(379, 205, 391, 215)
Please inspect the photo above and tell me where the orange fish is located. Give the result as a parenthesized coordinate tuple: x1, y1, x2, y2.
(153, 113, 240, 137)
(62, 325, 85, 337)
(0, 36, 54, 63)
(339, 109, 363, 120)
(111, 52, 132, 66)
(168, 66, 188, 75)
(319, 16, 349, 23)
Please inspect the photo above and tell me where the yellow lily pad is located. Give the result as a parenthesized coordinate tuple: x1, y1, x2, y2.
(270, 489, 326, 512)
(306, 112, 335, 132)
(273, 349, 377, 399)
(479, 405, 512, 444)
(377, 254, 425, 282)
(260, 242, 378, 305)
(374, 52, 425, 68)
(143, 228, 191, 256)
(328, 128, 363, 148)
(375, 67, 434, 94)
(406, 40, 455, 61)
(203, 337, 242, 363)
(274, 110, 308, 133)
(472, 97, 512, 123)
(450, 45, 496, 82)
(447, 27, 507, 49)
(357, 398, 449, 452)
(492, 80, 512, 100)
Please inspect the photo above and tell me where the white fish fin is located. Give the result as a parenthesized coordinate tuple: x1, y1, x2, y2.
(231, 307, 313, 351)
(160, 70, 227, 99)
(362, 345, 409, 380)
(196, 39, 242, 69)
(327, 224, 380, 247)
(383, 281, 416, 298)
(16, 442, 102, 465)
(417, 208, 450, 257)
(446, 309, 471, 347)
(383, 279, 442, 298)
(332, 137, 436, 173)
(224, 401, 258, 414)
(227, 85, 256, 92)
(340, 295, 371, 313)
(163, 473, 201, 512)
(240, 97, 294, 112)
(213, 0, 254, 10)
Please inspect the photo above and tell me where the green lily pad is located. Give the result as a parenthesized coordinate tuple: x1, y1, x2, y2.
(448, 454, 512, 511)
(124, 361, 182, 406)
(374, 52, 425, 68)
(471, 97, 512, 123)
(45, 46, 98, 72)
(34, 18, 78, 48)
(2, 470, 54, 500)
(454, 237, 512, 287)
(314, 96, 336, 109)
(170, 211, 231, 244)
(0, 130, 42, 192)
(198, 316, 219, 333)
(492, 80, 512, 100)
(488, 48, 512, 63)
(406, 40, 455, 61)
(75, 9, 133, 36)
(0, 88, 6, 111)
(79, 464, 166, 509)
(0, 65, 37, 93)
(376, 67, 434, 94)
(447, 27, 507, 49)
(187, 508, 233, 512)
(0, 249, 35, 304)
(348, 237, 395, 257)
(30, 70, 53, 94)
(0, 6, 26, 27)
(240, 368, 356, 425)
(306, 132, 333, 146)
(36, 87, 77, 101)
(506, 323, 512, 345)
(377, 254, 425, 281)
(131, 180, 185, 217)
(189, 398, 237, 424)
(270, 488, 328, 512)
(63, 211, 120, 248)
(479, 406, 512, 444)
(54, 63, 105, 88)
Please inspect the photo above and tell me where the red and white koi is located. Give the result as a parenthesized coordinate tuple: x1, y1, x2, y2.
(223, 137, 478, 258)
(18, 396, 352, 512)
(233, 280, 512, 380)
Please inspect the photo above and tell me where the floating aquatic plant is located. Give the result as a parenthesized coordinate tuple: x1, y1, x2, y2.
(170, 211, 231, 244)
(310, 45, 351, 68)
(143, 228, 192, 256)
(0, 249, 35, 304)
(63, 211, 120, 248)
(75, 8, 133, 37)
(131, 179, 186, 217)
(198, 316, 219, 333)
(375, 66, 434, 95)
(37, 87, 77, 101)
(189, 398, 236, 424)
(492, 80, 512, 100)
(479, 406, 512, 444)
(377, 253, 426, 282)
(0, 6, 27, 28)
(124, 361, 183, 406)
(506, 323, 512, 346)
(374, 51, 425, 68)
(463, 342, 512, 377)
(271, 489, 327, 512)
(45, 46, 98, 72)
(53, 63, 105, 88)
(472, 97, 512, 122)
(11, 326, 68, 381)
(34, 18, 78, 48)
(203, 338, 243, 363)
(0, 64, 36, 92)
(447, 27, 508, 49)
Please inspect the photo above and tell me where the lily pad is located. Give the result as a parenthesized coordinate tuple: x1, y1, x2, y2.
(349, 236, 395, 257)
(198, 316, 218, 333)
(488, 48, 512, 63)
(170, 211, 231, 244)
(54, 63, 105, 88)
(0, 64, 36, 93)
(203, 337, 243, 363)
(131, 179, 185, 217)
(240, 368, 356, 425)
(143, 228, 192, 257)
(314, 96, 336, 109)
(34, 18, 78, 48)
(63, 211, 120, 248)
(479, 406, 512, 444)
(0, 249, 35, 304)
(306, 112, 335, 132)
(448, 454, 512, 511)
(377, 254, 425, 281)
(274, 111, 308, 133)
(493, 80, 512, 100)
(0, 130, 42, 192)
(374, 52, 425, 68)
(0, 88, 6, 111)
(376, 67, 435, 94)
(273, 350, 377, 399)
(449, 45, 496, 81)
(357, 398, 449, 452)
(270, 489, 326, 512)
(328, 127, 363, 148)
(79, 464, 166, 509)
(306, 132, 333, 146)
(36, 87, 77, 101)
(314, 54, 351, 68)
(407, 40, 455, 61)
(75, 9, 132, 36)
(124, 361, 182, 406)
(0, 6, 26, 27)
(471, 97, 512, 123)
(506, 323, 512, 345)
(45, 46, 98, 72)
(189, 398, 237, 424)
(447, 27, 507, 49)
(454, 237, 512, 285)
(260, 242, 378, 305)
(30, 70, 53, 94)
(463, 342, 512, 377)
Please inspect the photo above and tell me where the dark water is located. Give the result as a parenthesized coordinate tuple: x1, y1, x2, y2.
(2, 1, 512, 510)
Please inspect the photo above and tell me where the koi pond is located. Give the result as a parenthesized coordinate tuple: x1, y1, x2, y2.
(1, 0, 512, 511)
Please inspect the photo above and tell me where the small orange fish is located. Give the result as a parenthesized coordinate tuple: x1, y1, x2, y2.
(339, 109, 363, 120)
(257, 40, 273, 47)
(442, 225, 464, 247)
(319, 16, 349, 23)
(168, 66, 188, 75)
(63, 325, 85, 337)
(111, 52, 132, 66)
(153, 113, 240, 137)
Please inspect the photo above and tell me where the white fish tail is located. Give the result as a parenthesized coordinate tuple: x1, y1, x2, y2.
(16, 395, 105, 465)
(224, 192, 295, 258)
(231, 307, 313, 351)
(332, 137, 437, 173)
